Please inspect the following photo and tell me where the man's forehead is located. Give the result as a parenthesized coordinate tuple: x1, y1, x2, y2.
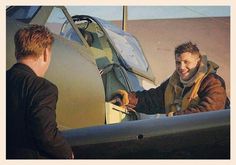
(175, 52, 198, 60)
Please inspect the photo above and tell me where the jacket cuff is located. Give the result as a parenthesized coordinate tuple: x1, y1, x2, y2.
(128, 92, 138, 107)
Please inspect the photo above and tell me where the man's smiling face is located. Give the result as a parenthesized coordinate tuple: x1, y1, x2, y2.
(175, 52, 200, 81)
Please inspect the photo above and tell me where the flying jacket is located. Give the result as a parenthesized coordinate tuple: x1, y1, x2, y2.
(128, 56, 230, 115)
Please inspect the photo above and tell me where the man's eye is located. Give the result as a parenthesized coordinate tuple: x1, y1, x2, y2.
(184, 61, 190, 65)
(176, 61, 181, 65)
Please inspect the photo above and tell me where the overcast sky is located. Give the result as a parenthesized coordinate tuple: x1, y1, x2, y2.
(66, 6, 230, 20)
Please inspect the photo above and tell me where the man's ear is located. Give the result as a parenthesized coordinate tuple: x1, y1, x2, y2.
(43, 48, 49, 62)
(197, 57, 201, 65)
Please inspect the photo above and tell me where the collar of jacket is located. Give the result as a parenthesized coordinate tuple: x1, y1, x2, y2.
(13, 63, 37, 76)
(169, 55, 219, 88)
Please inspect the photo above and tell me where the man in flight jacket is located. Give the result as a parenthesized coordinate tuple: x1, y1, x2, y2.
(112, 42, 230, 116)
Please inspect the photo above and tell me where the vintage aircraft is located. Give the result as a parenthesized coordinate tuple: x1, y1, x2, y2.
(6, 6, 230, 158)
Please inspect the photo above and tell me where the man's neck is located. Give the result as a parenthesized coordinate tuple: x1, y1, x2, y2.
(18, 58, 44, 77)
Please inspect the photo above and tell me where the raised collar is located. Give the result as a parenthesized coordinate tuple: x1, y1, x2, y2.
(169, 55, 219, 88)
(12, 63, 37, 76)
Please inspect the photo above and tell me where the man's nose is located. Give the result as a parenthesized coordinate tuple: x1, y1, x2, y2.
(179, 62, 186, 69)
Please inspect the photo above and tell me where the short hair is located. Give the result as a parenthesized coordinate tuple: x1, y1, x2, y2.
(175, 41, 201, 58)
(14, 25, 54, 60)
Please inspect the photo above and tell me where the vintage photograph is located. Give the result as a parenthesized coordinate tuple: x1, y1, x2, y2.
(6, 5, 230, 159)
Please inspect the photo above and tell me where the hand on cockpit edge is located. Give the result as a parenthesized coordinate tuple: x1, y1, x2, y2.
(110, 89, 129, 108)
(110, 89, 138, 112)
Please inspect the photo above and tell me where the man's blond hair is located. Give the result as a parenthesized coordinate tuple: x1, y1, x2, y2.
(14, 25, 54, 60)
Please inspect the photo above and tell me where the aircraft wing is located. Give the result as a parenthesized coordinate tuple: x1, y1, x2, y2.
(62, 109, 230, 159)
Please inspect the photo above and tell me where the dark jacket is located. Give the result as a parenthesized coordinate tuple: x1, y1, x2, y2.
(6, 63, 73, 159)
(129, 73, 230, 115)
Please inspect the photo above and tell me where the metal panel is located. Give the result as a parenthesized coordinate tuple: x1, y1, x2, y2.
(63, 109, 230, 158)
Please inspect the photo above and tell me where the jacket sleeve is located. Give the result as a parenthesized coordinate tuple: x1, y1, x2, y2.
(28, 78, 73, 159)
(129, 80, 169, 114)
(177, 73, 228, 115)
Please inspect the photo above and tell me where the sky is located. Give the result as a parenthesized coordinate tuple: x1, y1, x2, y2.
(66, 6, 230, 21)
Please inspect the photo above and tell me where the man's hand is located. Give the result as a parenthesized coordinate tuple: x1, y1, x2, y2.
(110, 89, 129, 107)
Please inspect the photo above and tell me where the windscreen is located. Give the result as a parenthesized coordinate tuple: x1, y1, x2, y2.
(96, 18, 148, 72)
(7, 6, 40, 23)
